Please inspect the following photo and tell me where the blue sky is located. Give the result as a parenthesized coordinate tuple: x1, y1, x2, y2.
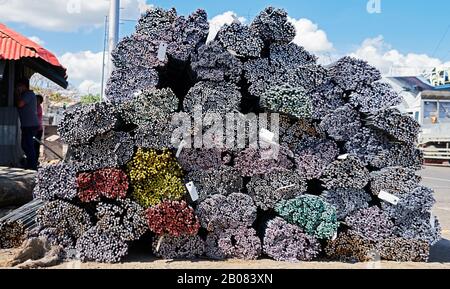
(1, 0, 450, 94)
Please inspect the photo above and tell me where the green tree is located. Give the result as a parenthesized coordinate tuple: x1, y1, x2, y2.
(80, 94, 101, 104)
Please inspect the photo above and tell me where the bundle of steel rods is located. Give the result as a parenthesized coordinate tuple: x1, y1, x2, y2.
(95, 199, 148, 242)
(320, 155, 370, 190)
(186, 166, 243, 202)
(191, 42, 243, 84)
(0, 200, 44, 248)
(328, 56, 382, 92)
(27, 5, 440, 263)
(325, 230, 378, 262)
(58, 102, 118, 145)
(216, 22, 264, 58)
(247, 170, 307, 210)
(350, 82, 402, 113)
(77, 168, 129, 203)
(365, 108, 421, 144)
(323, 188, 371, 220)
(34, 163, 78, 201)
(69, 131, 134, 171)
(146, 200, 200, 237)
(37, 200, 93, 249)
(234, 146, 295, 177)
(183, 81, 242, 113)
(261, 85, 312, 119)
(196, 193, 257, 232)
(344, 207, 395, 241)
(126, 148, 185, 207)
(153, 235, 205, 259)
(263, 217, 321, 261)
(293, 136, 338, 180)
(205, 226, 262, 260)
(320, 105, 362, 142)
(275, 195, 339, 239)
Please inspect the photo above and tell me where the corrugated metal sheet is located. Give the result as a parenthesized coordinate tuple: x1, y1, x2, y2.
(0, 23, 68, 88)
(0, 23, 50, 61)
(0, 30, 38, 60)
(0, 108, 22, 166)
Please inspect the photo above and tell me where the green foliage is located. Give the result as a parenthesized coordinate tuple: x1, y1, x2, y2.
(80, 94, 101, 105)
(275, 195, 338, 239)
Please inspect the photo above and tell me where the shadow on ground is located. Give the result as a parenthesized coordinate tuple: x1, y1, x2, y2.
(430, 239, 450, 263)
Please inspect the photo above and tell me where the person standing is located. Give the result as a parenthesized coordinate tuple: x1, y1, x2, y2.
(35, 94, 44, 165)
(15, 79, 39, 170)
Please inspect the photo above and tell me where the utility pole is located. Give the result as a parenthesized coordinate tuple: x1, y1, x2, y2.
(104, 0, 120, 101)
(101, 16, 108, 100)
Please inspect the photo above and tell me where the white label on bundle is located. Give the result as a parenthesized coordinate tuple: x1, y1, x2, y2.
(156, 235, 164, 252)
(430, 212, 435, 228)
(275, 184, 296, 193)
(133, 90, 142, 98)
(114, 143, 121, 152)
(378, 190, 400, 205)
(227, 49, 238, 56)
(45, 135, 60, 142)
(176, 140, 187, 158)
(186, 182, 199, 202)
(332, 231, 338, 241)
(260, 128, 275, 144)
(338, 154, 349, 160)
(157, 42, 168, 61)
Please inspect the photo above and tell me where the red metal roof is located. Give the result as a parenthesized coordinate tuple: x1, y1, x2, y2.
(0, 22, 68, 87)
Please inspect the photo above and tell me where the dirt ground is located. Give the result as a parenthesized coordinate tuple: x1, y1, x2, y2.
(1, 248, 449, 269)
(1, 166, 449, 269)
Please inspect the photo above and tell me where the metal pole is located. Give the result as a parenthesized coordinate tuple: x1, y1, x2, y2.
(101, 16, 108, 101)
(106, 0, 120, 81)
(32, 136, 64, 161)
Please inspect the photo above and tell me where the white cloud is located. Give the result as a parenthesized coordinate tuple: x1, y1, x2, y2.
(349, 35, 450, 76)
(28, 36, 45, 46)
(206, 13, 334, 53)
(78, 79, 102, 95)
(59, 50, 103, 95)
(207, 11, 246, 43)
(0, 0, 148, 32)
(288, 17, 333, 53)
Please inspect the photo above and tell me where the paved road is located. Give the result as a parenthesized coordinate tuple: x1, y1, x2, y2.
(418, 166, 450, 263)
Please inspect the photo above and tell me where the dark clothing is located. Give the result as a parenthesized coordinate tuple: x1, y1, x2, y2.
(18, 90, 39, 128)
(34, 129, 43, 164)
(21, 126, 38, 170)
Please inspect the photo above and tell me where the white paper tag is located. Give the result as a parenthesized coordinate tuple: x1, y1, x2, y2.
(186, 182, 199, 202)
(157, 42, 168, 61)
(430, 212, 435, 229)
(259, 128, 275, 144)
(378, 190, 400, 205)
(332, 231, 338, 241)
(231, 15, 241, 24)
(275, 184, 296, 193)
(114, 143, 121, 152)
(338, 154, 349, 160)
(156, 235, 164, 252)
(133, 90, 142, 98)
(176, 140, 187, 158)
(45, 135, 60, 142)
(227, 49, 238, 56)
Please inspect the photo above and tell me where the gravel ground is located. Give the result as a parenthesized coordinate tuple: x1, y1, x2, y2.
(1, 165, 449, 269)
